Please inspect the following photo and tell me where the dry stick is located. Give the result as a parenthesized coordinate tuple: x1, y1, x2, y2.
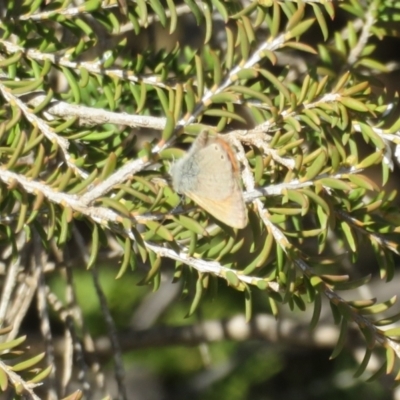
(44, 244, 75, 396)
(0, 232, 28, 330)
(79, 157, 151, 205)
(0, 358, 42, 400)
(63, 250, 92, 398)
(0, 240, 43, 399)
(19, 1, 116, 20)
(145, 242, 280, 292)
(0, 83, 87, 180)
(46, 289, 78, 397)
(49, 277, 106, 397)
(0, 39, 179, 91)
(43, 242, 92, 396)
(346, 2, 377, 68)
(0, 256, 21, 329)
(5, 267, 42, 342)
(47, 277, 105, 398)
(19, 0, 193, 33)
(2, 237, 43, 343)
(0, 168, 125, 225)
(91, 266, 128, 400)
(24, 93, 167, 130)
(34, 234, 57, 400)
(70, 227, 106, 397)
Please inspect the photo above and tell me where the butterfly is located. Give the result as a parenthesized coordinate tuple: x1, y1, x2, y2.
(170, 131, 248, 229)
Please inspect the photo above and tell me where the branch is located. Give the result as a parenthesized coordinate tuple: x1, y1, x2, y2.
(23, 92, 166, 130)
(0, 83, 87, 179)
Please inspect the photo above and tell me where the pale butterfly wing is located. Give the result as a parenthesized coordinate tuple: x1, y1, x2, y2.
(171, 131, 248, 229)
(170, 132, 210, 194)
(187, 185, 247, 228)
(185, 137, 248, 228)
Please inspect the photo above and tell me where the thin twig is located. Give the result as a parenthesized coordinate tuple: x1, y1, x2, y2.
(91, 266, 127, 400)
(34, 234, 57, 400)
(5, 268, 41, 342)
(0, 83, 88, 179)
(46, 289, 78, 396)
(0, 256, 21, 329)
(0, 359, 42, 400)
(70, 227, 106, 397)
(23, 92, 166, 130)
(0, 232, 27, 329)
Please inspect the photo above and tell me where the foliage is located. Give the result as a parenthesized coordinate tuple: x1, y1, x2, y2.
(0, 0, 400, 398)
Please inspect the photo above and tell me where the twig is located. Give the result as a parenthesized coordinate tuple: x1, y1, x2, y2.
(46, 289, 81, 396)
(346, 2, 377, 67)
(91, 266, 127, 400)
(0, 39, 181, 91)
(70, 227, 106, 397)
(0, 359, 42, 400)
(0, 256, 21, 329)
(23, 92, 166, 130)
(0, 83, 88, 179)
(63, 247, 92, 399)
(34, 234, 57, 400)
